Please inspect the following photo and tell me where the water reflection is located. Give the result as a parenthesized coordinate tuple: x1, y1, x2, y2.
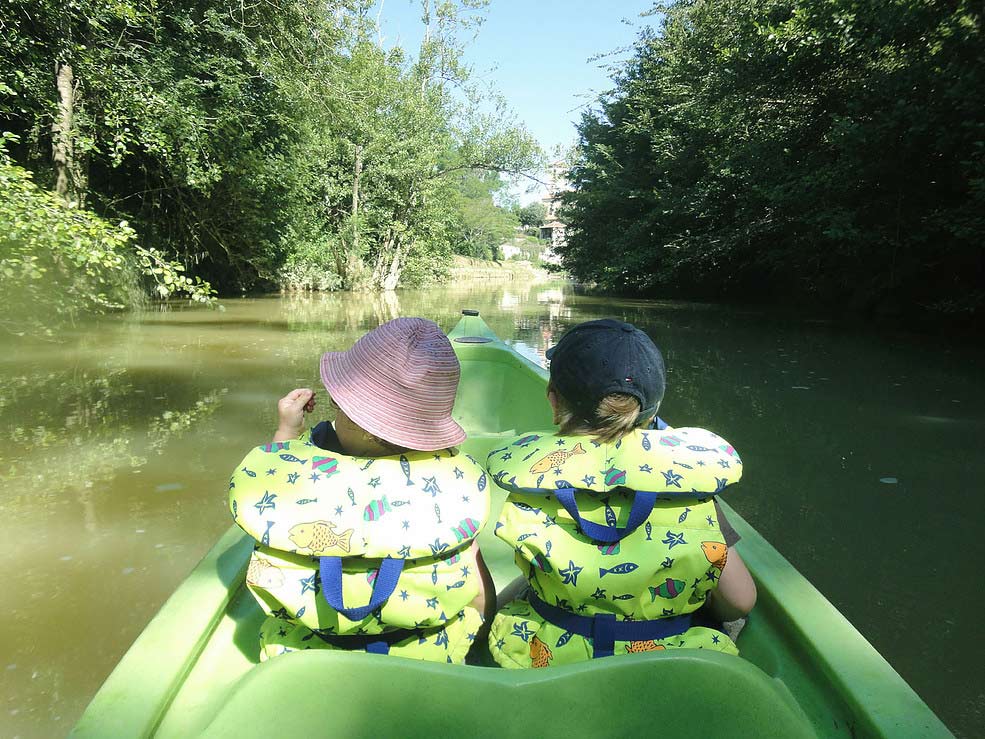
(0, 278, 982, 738)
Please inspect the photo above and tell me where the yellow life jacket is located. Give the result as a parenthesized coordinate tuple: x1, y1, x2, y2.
(486, 427, 742, 667)
(229, 433, 489, 663)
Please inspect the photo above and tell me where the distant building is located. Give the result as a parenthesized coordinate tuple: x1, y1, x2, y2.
(539, 160, 570, 263)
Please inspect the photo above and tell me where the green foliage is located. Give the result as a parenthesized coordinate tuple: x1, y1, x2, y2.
(0, 139, 215, 332)
(561, 0, 985, 321)
(450, 171, 519, 260)
(1, 0, 540, 304)
(515, 201, 546, 228)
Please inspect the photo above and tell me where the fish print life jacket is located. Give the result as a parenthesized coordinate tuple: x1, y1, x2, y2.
(229, 434, 490, 664)
(486, 427, 742, 668)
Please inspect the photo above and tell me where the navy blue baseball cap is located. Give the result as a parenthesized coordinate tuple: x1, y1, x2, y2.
(546, 319, 666, 425)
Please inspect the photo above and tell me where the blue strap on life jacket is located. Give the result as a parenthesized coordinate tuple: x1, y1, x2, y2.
(319, 556, 405, 622)
(554, 488, 657, 543)
(528, 591, 692, 659)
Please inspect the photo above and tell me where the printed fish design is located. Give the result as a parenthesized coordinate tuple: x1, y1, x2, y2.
(347, 487, 356, 507)
(450, 518, 480, 543)
(659, 435, 683, 447)
(444, 552, 462, 565)
(649, 578, 687, 600)
(288, 521, 353, 554)
(431, 563, 439, 585)
(530, 636, 554, 668)
(556, 631, 574, 648)
(246, 556, 285, 589)
(626, 641, 666, 653)
(390, 499, 411, 507)
(597, 542, 621, 555)
(599, 562, 640, 577)
(513, 434, 541, 447)
(477, 471, 487, 492)
(645, 522, 652, 541)
(678, 507, 691, 523)
(516, 532, 539, 542)
(532, 553, 553, 573)
(434, 504, 442, 523)
(687, 445, 714, 452)
(241, 467, 257, 478)
(611, 593, 635, 600)
(604, 501, 617, 527)
(231, 500, 238, 519)
(701, 541, 728, 570)
(446, 580, 466, 590)
(399, 455, 414, 486)
(261, 520, 274, 547)
(311, 456, 339, 477)
(529, 443, 586, 474)
(364, 496, 392, 521)
(359, 459, 375, 471)
(295, 498, 319, 505)
(544, 540, 553, 558)
(279, 454, 307, 464)
(641, 432, 651, 451)
(522, 447, 541, 462)
(602, 467, 627, 486)
(512, 501, 542, 514)
(259, 442, 289, 453)
(719, 443, 737, 456)
(366, 568, 379, 586)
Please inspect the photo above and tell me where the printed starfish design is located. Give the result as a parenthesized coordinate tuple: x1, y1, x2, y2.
(397, 545, 411, 558)
(511, 621, 534, 642)
(696, 460, 706, 467)
(705, 569, 719, 583)
(462, 495, 470, 503)
(661, 469, 684, 487)
(718, 459, 731, 469)
(368, 477, 382, 488)
(495, 638, 506, 649)
(454, 467, 464, 479)
(299, 574, 318, 595)
(712, 634, 721, 644)
(399, 590, 409, 601)
(556, 439, 567, 447)
(467, 632, 476, 642)
(335, 505, 344, 515)
(266, 468, 276, 476)
(422, 476, 441, 497)
(500, 452, 513, 461)
(309, 473, 321, 482)
(559, 560, 583, 587)
(402, 520, 410, 530)
(254, 491, 277, 514)
(426, 597, 439, 609)
(582, 475, 596, 486)
(639, 464, 653, 473)
(706, 515, 715, 526)
(461, 565, 470, 577)
(661, 557, 675, 569)
(662, 531, 687, 549)
(591, 587, 607, 600)
(286, 472, 300, 484)
(542, 515, 557, 528)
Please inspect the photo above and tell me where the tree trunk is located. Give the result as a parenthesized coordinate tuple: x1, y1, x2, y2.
(52, 62, 75, 203)
(351, 143, 363, 255)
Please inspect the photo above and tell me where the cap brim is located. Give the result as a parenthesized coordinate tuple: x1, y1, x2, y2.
(545, 345, 557, 360)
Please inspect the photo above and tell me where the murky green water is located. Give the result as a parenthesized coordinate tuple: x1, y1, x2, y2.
(1, 280, 982, 737)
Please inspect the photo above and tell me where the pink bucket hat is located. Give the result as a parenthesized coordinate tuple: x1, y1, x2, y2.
(320, 317, 466, 451)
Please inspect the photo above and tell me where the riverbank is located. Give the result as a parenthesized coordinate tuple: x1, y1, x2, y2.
(448, 255, 553, 282)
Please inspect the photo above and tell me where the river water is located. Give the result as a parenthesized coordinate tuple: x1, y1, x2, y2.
(1, 279, 982, 737)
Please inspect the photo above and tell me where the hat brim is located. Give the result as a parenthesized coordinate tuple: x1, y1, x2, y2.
(320, 350, 467, 452)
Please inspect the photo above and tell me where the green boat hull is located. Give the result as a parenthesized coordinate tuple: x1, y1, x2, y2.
(72, 313, 952, 738)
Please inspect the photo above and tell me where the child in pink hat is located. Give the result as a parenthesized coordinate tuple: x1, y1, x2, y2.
(253, 317, 493, 662)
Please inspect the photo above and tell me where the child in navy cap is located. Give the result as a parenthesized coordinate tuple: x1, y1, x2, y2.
(487, 319, 756, 667)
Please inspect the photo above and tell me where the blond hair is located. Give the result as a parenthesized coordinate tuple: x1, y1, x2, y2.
(553, 386, 649, 444)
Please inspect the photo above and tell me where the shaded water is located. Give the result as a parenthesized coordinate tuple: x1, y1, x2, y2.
(1, 280, 982, 737)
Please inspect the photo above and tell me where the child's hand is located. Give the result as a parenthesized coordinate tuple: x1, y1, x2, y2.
(275, 388, 315, 441)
